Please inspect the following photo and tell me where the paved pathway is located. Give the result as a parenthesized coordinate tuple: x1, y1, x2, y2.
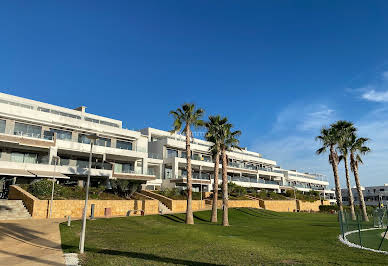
(0, 218, 66, 265)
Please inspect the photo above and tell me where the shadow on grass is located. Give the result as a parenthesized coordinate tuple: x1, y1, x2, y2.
(234, 208, 280, 219)
(160, 214, 185, 223)
(62, 245, 224, 266)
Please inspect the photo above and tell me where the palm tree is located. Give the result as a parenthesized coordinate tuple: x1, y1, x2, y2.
(316, 126, 344, 217)
(349, 133, 371, 222)
(205, 115, 227, 223)
(219, 122, 241, 226)
(170, 103, 204, 224)
(333, 121, 357, 220)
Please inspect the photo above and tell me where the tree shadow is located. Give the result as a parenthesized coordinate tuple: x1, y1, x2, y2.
(193, 214, 210, 223)
(66, 245, 224, 266)
(0, 222, 61, 249)
(160, 214, 185, 223)
(0, 205, 12, 211)
(0, 250, 64, 266)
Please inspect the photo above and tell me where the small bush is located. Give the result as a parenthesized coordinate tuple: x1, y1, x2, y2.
(25, 179, 124, 200)
(319, 205, 339, 213)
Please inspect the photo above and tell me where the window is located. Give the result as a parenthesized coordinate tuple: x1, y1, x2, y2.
(45, 128, 72, 141)
(11, 152, 38, 164)
(167, 149, 177, 158)
(14, 122, 42, 138)
(78, 134, 91, 144)
(85, 117, 100, 124)
(116, 140, 133, 150)
(95, 137, 111, 147)
(114, 162, 134, 173)
(0, 120, 5, 133)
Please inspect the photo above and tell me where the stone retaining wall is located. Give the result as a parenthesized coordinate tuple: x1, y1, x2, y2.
(8, 185, 159, 219)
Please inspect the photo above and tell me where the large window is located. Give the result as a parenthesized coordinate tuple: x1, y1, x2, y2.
(167, 149, 177, 158)
(116, 140, 133, 150)
(95, 137, 111, 147)
(78, 134, 92, 144)
(114, 162, 134, 173)
(44, 128, 72, 141)
(0, 120, 5, 133)
(14, 122, 42, 138)
(11, 152, 38, 164)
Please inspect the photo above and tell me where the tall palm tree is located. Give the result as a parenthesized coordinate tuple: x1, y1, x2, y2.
(219, 122, 241, 226)
(316, 126, 344, 217)
(205, 115, 228, 223)
(333, 121, 357, 220)
(170, 103, 204, 224)
(349, 133, 371, 222)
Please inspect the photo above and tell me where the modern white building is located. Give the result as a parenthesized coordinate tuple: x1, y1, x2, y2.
(140, 127, 333, 201)
(0, 92, 156, 195)
(0, 92, 332, 200)
(342, 184, 388, 207)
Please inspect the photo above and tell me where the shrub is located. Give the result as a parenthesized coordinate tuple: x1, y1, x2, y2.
(25, 179, 124, 200)
(319, 205, 339, 212)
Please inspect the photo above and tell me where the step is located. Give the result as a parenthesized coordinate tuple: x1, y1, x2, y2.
(0, 200, 31, 220)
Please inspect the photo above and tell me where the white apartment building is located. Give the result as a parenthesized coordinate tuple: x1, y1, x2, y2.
(0, 92, 155, 195)
(342, 184, 388, 207)
(0, 92, 332, 200)
(140, 128, 333, 200)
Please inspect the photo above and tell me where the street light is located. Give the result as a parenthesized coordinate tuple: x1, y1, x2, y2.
(49, 156, 60, 218)
(79, 133, 98, 254)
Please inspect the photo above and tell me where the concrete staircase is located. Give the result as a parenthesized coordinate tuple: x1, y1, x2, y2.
(0, 200, 31, 220)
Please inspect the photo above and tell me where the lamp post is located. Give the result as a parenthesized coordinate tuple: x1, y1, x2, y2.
(49, 156, 60, 218)
(79, 133, 98, 254)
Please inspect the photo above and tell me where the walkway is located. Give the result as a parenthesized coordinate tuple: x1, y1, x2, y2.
(0, 218, 66, 265)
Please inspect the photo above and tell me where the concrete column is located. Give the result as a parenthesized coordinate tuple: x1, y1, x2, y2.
(5, 119, 14, 135)
(77, 180, 84, 188)
(71, 131, 78, 142)
(111, 138, 117, 149)
(142, 158, 148, 175)
(48, 147, 58, 165)
(159, 164, 163, 180)
(172, 158, 178, 179)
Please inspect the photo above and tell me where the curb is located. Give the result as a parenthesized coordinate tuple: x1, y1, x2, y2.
(64, 253, 79, 266)
(338, 227, 388, 255)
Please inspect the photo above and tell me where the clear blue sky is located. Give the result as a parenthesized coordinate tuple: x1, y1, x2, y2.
(1, 1, 388, 186)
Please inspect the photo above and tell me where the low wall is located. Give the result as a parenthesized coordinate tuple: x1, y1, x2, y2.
(9, 185, 159, 219)
(298, 200, 330, 212)
(259, 200, 298, 212)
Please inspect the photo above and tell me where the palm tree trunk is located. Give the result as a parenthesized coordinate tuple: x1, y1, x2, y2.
(185, 125, 194, 225)
(351, 153, 369, 222)
(344, 156, 356, 220)
(221, 148, 229, 226)
(330, 146, 344, 219)
(211, 145, 219, 223)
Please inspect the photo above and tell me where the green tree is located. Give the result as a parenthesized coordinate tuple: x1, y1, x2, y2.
(219, 122, 241, 226)
(349, 133, 371, 222)
(205, 115, 227, 223)
(332, 120, 357, 220)
(170, 103, 204, 224)
(316, 126, 344, 217)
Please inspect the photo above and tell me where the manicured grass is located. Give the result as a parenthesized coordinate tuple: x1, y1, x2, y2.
(347, 228, 388, 251)
(60, 209, 387, 265)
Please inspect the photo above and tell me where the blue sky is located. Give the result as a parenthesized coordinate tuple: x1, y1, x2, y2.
(1, 1, 388, 186)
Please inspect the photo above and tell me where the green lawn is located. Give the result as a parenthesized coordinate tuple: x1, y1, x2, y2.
(347, 228, 388, 251)
(60, 208, 387, 265)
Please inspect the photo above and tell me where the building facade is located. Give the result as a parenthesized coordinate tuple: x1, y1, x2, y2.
(140, 128, 334, 202)
(0, 92, 156, 195)
(0, 92, 333, 201)
(342, 184, 388, 207)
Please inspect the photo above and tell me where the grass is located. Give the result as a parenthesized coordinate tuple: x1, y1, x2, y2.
(59, 209, 387, 265)
(347, 228, 388, 251)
